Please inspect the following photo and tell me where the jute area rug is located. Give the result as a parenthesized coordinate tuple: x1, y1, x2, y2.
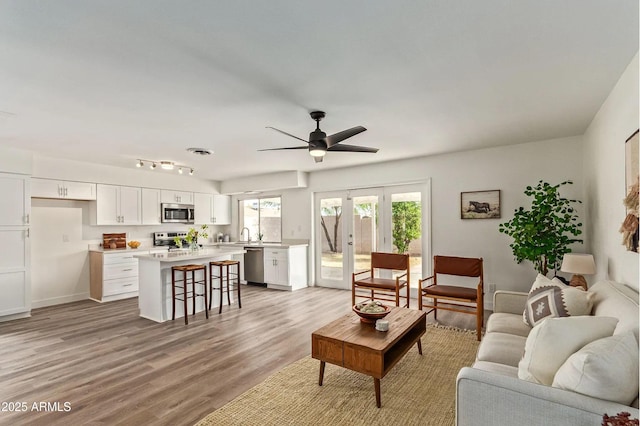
(195, 324, 480, 426)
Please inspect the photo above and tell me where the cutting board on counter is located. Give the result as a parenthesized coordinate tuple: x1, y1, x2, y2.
(103, 233, 126, 249)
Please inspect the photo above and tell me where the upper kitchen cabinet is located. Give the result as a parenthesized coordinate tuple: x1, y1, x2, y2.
(193, 193, 231, 225)
(141, 188, 162, 225)
(0, 173, 31, 319)
(31, 178, 96, 200)
(91, 184, 142, 225)
(160, 190, 193, 205)
(212, 194, 231, 225)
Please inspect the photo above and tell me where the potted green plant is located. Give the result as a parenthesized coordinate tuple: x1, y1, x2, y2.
(498, 180, 583, 276)
(174, 224, 209, 251)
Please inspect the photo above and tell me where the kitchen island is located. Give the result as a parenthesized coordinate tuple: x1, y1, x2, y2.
(134, 248, 246, 323)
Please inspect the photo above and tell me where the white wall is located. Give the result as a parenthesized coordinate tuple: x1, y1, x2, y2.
(307, 136, 584, 295)
(583, 53, 639, 290)
(229, 136, 584, 300)
(0, 146, 32, 175)
(33, 155, 219, 193)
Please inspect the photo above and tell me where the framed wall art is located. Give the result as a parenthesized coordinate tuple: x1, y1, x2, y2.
(461, 190, 500, 219)
(621, 129, 639, 252)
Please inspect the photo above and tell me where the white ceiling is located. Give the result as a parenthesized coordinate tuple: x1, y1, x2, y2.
(0, 1, 637, 181)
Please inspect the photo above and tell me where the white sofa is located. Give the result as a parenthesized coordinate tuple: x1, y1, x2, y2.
(456, 280, 639, 426)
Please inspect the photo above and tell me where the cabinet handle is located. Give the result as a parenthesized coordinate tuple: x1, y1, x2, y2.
(58, 185, 62, 197)
(25, 214, 30, 224)
(64, 187, 68, 197)
(123, 283, 133, 287)
(121, 215, 125, 223)
(26, 229, 30, 238)
(122, 268, 133, 271)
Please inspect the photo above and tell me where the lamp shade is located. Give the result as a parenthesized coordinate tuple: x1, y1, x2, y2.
(561, 253, 596, 275)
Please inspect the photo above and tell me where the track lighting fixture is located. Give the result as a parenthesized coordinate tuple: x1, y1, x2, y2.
(136, 159, 194, 175)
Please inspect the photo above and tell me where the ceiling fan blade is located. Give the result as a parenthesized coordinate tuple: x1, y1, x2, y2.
(327, 144, 378, 153)
(266, 127, 310, 144)
(314, 156, 324, 163)
(325, 126, 367, 147)
(257, 146, 309, 151)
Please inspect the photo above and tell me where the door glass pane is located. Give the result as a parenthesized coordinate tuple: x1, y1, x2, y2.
(320, 198, 343, 280)
(391, 192, 422, 287)
(260, 197, 281, 242)
(352, 195, 379, 274)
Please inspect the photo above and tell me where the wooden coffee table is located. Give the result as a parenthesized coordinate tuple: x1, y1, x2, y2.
(311, 307, 427, 408)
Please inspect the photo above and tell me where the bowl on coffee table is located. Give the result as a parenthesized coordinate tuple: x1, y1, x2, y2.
(353, 301, 391, 324)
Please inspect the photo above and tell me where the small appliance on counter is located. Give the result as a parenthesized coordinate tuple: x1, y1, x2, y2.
(223, 234, 230, 242)
(217, 232, 224, 243)
(153, 231, 188, 250)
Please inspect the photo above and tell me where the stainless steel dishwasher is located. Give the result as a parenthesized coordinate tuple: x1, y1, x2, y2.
(244, 246, 265, 285)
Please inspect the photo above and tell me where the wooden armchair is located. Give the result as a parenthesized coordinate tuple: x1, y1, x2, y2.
(352, 252, 410, 308)
(418, 255, 484, 341)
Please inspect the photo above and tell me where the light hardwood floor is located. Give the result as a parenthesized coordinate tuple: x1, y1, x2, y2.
(0, 286, 485, 426)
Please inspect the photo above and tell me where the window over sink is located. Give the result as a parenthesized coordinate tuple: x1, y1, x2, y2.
(239, 196, 282, 243)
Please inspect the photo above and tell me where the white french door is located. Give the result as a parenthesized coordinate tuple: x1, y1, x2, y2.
(314, 181, 430, 290)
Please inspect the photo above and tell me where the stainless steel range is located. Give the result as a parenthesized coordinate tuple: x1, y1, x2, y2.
(153, 232, 188, 250)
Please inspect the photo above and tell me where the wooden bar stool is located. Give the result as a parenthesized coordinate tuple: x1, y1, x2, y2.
(209, 260, 241, 314)
(171, 264, 208, 325)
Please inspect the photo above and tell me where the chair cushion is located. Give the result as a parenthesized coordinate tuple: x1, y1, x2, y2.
(423, 285, 477, 300)
(486, 312, 531, 337)
(353, 277, 406, 290)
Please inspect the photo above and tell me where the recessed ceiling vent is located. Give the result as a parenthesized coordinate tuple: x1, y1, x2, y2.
(187, 147, 213, 156)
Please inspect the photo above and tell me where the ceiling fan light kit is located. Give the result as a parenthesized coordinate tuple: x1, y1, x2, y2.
(136, 159, 194, 175)
(260, 110, 378, 163)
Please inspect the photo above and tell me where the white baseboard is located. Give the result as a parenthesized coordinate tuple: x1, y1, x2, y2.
(32, 293, 89, 309)
(0, 311, 31, 322)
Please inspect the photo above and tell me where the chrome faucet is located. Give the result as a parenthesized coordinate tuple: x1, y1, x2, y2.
(241, 227, 251, 242)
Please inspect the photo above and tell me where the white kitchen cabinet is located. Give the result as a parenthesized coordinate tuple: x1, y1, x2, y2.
(92, 184, 141, 225)
(193, 192, 213, 225)
(161, 190, 193, 205)
(0, 173, 31, 320)
(212, 194, 231, 225)
(141, 188, 162, 225)
(264, 246, 307, 291)
(90, 248, 167, 302)
(31, 178, 96, 200)
(193, 193, 231, 225)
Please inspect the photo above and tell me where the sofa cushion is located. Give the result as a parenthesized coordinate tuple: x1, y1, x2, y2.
(486, 312, 531, 337)
(476, 332, 527, 367)
(552, 332, 639, 406)
(472, 360, 519, 378)
(590, 281, 640, 341)
(523, 274, 593, 327)
(518, 316, 618, 385)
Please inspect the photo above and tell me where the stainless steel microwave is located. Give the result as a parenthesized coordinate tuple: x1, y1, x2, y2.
(161, 203, 194, 224)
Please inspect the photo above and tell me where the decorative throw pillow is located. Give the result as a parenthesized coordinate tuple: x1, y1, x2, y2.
(523, 274, 594, 327)
(552, 332, 639, 405)
(518, 316, 618, 385)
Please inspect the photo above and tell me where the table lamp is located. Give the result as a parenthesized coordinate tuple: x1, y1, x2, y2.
(560, 253, 596, 290)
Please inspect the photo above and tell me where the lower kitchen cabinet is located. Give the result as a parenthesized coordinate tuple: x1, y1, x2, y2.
(90, 248, 167, 302)
(263, 246, 307, 291)
(90, 251, 139, 302)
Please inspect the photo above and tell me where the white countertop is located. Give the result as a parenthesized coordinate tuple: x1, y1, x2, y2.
(88, 244, 168, 253)
(207, 239, 308, 248)
(133, 248, 246, 262)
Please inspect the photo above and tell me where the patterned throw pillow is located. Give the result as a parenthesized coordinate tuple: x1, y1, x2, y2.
(523, 274, 594, 327)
